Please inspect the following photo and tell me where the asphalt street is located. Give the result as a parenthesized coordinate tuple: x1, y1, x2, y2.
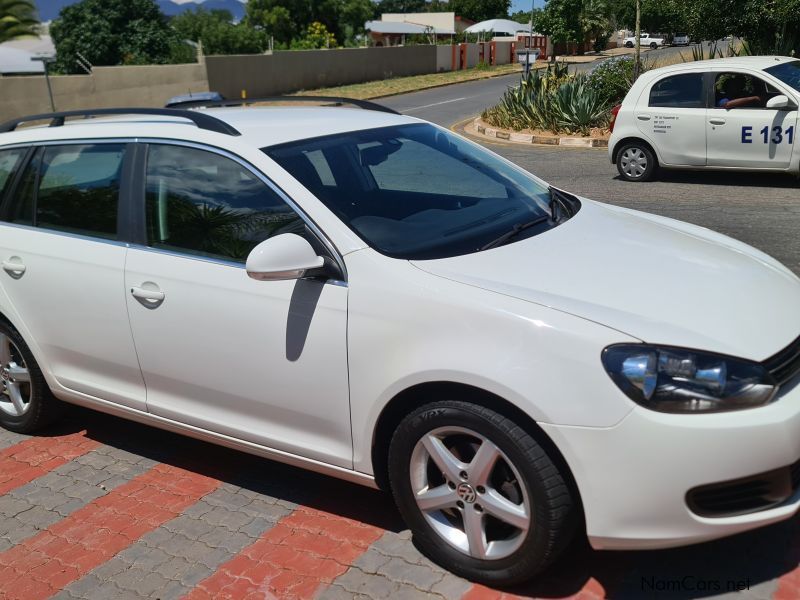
(382, 44, 800, 277)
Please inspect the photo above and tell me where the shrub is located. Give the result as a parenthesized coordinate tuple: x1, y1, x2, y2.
(585, 55, 646, 104)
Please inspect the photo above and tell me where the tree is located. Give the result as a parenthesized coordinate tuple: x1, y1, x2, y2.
(448, 0, 511, 22)
(171, 8, 268, 56)
(373, 0, 427, 14)
(613, 0, 686, 35)
(292, 21, 337, 49)
(0, 0, 39, 44)
(534, 0, 583, 52)
(50, 0, 176, 73)
(246, 0, 369, 46)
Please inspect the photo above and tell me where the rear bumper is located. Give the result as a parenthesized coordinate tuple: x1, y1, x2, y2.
(541, 378, 800, 550)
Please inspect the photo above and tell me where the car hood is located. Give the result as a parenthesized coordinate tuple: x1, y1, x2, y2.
(411, 200, 800, 361)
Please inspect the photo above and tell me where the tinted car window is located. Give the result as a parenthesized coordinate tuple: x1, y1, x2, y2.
(0, 148, 25, 203)
(7, 144, 123, 239)
(265, 124, 557, 260)
(145, 144, 304, 262)
(713, 72, 773, 109)
(764, 60, 800, 93)
(649, 74, 705, 108)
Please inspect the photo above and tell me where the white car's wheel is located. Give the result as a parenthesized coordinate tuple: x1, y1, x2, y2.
(388, 400, 578, 586)
(625, 41, 634, 48)
(650, 42, 658, 49)
(0, 323, 64, 433)
(617, 142, 657, 182)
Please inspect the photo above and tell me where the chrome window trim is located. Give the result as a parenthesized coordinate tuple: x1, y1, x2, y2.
(0, 220, 130, 248)
(136, 138, 348, 282)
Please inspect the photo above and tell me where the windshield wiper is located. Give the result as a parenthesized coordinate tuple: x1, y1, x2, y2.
(480, 215, 551, 251)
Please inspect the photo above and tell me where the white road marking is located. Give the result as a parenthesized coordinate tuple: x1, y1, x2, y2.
(400, 97, 468, 113)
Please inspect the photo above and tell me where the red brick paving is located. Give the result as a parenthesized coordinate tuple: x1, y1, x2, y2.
(0, 463, 220, 600)
(0, 431, 100, 496)
(185, 505, 385, 600)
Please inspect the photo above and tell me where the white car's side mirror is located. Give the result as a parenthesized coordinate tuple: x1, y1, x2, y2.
(767, 95, 793, 109)
(246, 234, 325, 281)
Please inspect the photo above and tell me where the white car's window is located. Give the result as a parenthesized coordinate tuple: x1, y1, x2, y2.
(0, 148, 25, 203)
(713, 72, 777, 109)
(145, 144, 304, 263)
(649, 73, 705, 108)
(764, 60, 800, 93)
(265, 124, 557, 260)
(7, 144, 123, 240)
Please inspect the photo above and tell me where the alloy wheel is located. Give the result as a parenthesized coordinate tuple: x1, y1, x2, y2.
(409, 426, 531, 560)
(0, 333, 31, 417)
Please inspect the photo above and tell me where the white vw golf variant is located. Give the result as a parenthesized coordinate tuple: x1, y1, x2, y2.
(0, 103, 799, 585)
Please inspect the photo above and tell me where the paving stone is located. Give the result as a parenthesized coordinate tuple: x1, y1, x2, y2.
(332, 568, 400, 598)
(197, 528, 252, 552)
(430, 574, 473, 599)
(149, 578, 189, 600)
(353, 548, 392, 574)
(377, 557, 445, 592)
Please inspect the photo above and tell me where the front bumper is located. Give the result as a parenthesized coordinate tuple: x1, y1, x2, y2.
(541, 377, 800, 550)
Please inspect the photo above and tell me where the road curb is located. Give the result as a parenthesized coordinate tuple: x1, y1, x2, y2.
(470, 117, 608, 148)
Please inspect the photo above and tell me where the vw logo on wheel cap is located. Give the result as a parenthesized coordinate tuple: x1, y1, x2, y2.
(456, 482, 476, 504)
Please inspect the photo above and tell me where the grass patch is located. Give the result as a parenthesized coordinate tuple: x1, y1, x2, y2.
(293, 63, 523, 100)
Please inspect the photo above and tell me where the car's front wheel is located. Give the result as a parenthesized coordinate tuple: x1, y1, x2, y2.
(650, 42, 658, 49)
(0, 322, 63, 433)
(617, 142, 657, 182)
(625, 41, 634, 48)
(388, 400, 577, 586)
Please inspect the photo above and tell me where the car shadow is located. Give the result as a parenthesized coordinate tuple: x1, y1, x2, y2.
(34, 408, 800, 598)
(615, 170, 800, 188)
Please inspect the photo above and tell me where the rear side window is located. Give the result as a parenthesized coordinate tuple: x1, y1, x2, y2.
(0, 148, 26, 204)
(145, 144, 304, 263)
(6, 144, 124, 239)
(649, 73, 705, 108)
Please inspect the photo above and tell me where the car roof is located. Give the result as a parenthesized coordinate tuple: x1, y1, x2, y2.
(0, 106, 421, 150)
(643, 55, 796, 77)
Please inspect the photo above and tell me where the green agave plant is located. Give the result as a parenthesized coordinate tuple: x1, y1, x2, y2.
(482, 63, 610, 135)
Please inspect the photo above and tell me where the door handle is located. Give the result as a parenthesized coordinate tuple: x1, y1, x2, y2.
(637, 115, 651, 121)
(130, 286, 165, 307)
(709, 118, 726, 125)
(2, 260, 26, 278)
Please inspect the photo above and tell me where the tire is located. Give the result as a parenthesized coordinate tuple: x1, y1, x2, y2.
(388, 400, 577, 586)
(0, 322, 63, 433)
(625, 41, 634, 48)
(616, 141, 657, 182)
(650, 42, 658, 49)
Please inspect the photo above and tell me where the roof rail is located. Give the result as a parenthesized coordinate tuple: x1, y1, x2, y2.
(0, 107, 241, 136)
(167, 95, 401, 115)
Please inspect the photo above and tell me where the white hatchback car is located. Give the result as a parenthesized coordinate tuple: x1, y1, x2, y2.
(609, 56, 800, 181)
(0, 103, 799, 586)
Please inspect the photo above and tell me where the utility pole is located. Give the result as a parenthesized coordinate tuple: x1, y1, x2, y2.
(633, 0, 641, 81)
(525, 0, 534, 77)
(31, 56, 56, 112)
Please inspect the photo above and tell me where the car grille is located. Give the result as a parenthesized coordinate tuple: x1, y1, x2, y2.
(764, 334, 800, 387)
(687, 458, 800, 518)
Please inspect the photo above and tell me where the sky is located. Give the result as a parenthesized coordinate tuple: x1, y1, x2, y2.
(511, 0, 546, 12)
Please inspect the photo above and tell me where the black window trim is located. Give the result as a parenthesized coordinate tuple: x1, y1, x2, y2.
(0, 145, 34, 219)
(133, 138, 347, 283)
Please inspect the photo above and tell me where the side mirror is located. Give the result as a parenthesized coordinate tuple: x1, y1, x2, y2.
(246, 234, 325, 282)
(767, 95, 793, 109)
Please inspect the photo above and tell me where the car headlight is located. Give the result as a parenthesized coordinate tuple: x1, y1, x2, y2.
(602, 344, 777, 413)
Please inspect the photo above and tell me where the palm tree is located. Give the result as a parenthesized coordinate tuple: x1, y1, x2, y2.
(0, 0, 39, 45)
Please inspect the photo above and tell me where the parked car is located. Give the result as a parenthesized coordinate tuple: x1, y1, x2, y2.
(165, 91, 225, 108)
(609, 56, 800, 181)
(623, 32, 664, 49)
(0, 102, 799, 586)
(672, 33, 691, 46)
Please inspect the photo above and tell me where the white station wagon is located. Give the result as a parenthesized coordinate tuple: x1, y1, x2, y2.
(609, 56, 800, 181)
(0, 102, 799, 585)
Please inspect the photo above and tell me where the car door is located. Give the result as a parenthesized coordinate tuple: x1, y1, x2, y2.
(0, 142, 146, 410)
(124, 142, 352, 468)
(706, 69, 797, 169)
(636, 71, 707, 166)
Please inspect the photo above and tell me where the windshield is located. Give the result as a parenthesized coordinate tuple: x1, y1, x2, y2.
(764, 60, 800, 93)
(264, 124, 565, 260)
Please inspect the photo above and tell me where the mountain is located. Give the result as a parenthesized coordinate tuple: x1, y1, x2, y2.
(34, 0, 246, 23)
